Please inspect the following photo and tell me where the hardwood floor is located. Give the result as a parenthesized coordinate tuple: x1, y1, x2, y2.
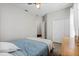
(75, 36, 79, 56)
(49, 36, 79, 56)
(60, 36, 79, 56)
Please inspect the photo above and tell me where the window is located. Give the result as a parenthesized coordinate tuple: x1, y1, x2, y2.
(70, 7, 75, 38)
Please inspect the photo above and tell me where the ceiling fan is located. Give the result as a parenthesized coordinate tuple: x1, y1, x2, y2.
(27, 3, 41, 9)
(27, 0, 43, 9)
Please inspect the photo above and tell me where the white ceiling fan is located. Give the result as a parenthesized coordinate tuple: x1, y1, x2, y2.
(27, 3, 41, 9)
(27, 0, 43, 9)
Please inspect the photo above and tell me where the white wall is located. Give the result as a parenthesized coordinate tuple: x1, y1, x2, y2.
(47, 8, 70, 43)
(77, 3, 79, 36)
(0, 4, 39, 41)
(78, 4, 79, 35)
(0, 5, 1, 40)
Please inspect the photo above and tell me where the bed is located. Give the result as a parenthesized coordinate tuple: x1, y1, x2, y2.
(0, 38, 53, 56)
(26, 37, 53, 52)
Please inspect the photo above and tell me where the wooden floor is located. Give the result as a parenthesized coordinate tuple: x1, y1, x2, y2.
(75, 36, 79, 56)
(59, 36, 79, 56)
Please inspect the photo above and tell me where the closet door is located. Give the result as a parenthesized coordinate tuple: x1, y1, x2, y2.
(52, 20, 64, 43)
(52, 18, 70, 43)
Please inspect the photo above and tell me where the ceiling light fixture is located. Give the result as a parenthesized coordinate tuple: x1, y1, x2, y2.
(27, 3, 41, 9)
(35, 3, 41, 9)
(35, 0, 42, 9)
(27, 0, 42, 9)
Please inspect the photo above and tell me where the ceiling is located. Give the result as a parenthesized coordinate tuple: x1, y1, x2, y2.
(13, 3, 73, 16)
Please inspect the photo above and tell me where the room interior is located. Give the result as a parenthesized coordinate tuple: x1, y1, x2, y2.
(0, 3, 79, 56)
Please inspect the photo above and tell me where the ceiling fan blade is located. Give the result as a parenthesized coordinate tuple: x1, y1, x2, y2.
(27, 3, 33, 5)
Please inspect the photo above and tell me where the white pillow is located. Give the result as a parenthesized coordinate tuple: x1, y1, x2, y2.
(0, 42, 20, 53)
